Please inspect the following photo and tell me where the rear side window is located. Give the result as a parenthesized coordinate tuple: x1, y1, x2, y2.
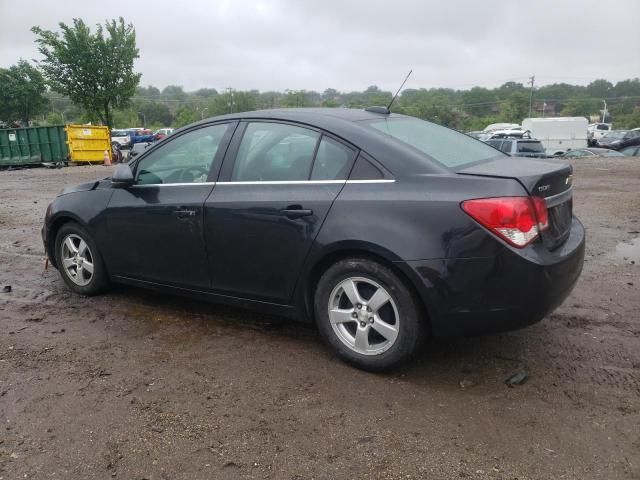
(364, 117, 500, 168)
(310, 137, 355, 180)
(499, 141, 512, 153)
(517, 141, 544, 153)
(232, 123, 319, 181)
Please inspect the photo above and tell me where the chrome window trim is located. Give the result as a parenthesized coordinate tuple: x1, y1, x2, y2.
(216, 180, 344, 185)
(131, 182, 217, 188)
(346, 179, 395, 184)
(128, 179, 395, 187)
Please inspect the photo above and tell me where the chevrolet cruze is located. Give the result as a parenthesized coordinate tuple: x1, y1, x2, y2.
(43, 108, 585, 371)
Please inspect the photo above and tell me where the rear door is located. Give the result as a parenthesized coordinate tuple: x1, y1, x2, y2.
(203, 121, 357, 303)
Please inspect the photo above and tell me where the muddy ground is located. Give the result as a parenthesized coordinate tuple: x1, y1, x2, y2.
(0, 158, 638, 480)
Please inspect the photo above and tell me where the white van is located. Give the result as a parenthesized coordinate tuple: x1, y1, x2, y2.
(521, 117, 588, 156)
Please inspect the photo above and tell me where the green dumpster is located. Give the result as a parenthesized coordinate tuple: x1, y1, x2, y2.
(0, 125, 69, 167)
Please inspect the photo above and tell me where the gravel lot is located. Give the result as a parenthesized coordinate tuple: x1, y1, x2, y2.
(1, 159, 639, 479)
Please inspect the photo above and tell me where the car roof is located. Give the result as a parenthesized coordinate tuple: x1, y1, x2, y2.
(181, 108, 453, 176)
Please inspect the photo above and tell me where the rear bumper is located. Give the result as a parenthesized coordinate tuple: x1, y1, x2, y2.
(404, 217, 585, 337)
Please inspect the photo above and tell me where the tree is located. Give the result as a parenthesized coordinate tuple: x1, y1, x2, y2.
(32, 17, 141, 128)
(462, 87, 496, 116)
(500, 92, 530, 122)
(136, 100, 173, 126)
(173, 106, 199, 128)
(560, 95, 600, 117)
(586, 79, 613, 99)
(0, 59, 48, 123)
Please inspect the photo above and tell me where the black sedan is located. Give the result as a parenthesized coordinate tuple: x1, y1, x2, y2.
(42, 108, 585, 371)
(596, 129, 640, 150)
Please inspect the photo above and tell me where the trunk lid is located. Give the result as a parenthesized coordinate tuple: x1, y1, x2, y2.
(458, 157, 574, 250)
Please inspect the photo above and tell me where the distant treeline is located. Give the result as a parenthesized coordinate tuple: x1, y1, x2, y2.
(44, 78, 640, 131)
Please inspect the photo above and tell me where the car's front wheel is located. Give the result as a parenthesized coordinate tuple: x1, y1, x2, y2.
(314, 258, 425, 371)
(54, 222, 109, 295)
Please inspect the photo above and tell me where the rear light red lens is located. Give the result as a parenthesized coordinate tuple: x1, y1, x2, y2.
(461, 196, 549, 248)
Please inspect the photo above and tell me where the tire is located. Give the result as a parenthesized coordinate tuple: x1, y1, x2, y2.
(54, 222, 109, 296)
(314, 257, 425, 372)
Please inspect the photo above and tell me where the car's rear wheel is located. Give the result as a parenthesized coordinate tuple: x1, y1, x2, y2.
(54, 223, 109, 295)
(314, 257, 425, 371)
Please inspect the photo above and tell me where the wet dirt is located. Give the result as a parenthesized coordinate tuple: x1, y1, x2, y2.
(0, 160, 639, 479)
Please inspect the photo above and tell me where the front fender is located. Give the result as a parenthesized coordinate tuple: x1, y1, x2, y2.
(44, 188, 114, 267)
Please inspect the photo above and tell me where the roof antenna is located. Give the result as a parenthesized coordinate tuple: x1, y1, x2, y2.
(388, 69, 412, 112)
(365, 70, 413, 115)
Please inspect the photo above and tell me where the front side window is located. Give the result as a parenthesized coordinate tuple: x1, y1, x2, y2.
(136, 124, 228, 185)
(311, 137, 355, 180)
(364, 117, 501, 168)
(232, 122, 320, 181)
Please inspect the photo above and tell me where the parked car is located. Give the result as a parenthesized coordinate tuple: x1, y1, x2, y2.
(620, 145, 640, 156)
(485, 138, 547, 158)
(521, 117, 588, 156)
(562, 148, 625, 158)
(42, 108, 585, 371)
(587, 123, 612, 146)
(596, 130, 640, 150)
(127, 128, 156, 145)
(154, 128, 174, 140)
(111, 129, 132, 148)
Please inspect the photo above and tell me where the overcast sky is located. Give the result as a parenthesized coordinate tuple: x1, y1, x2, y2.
(1, 0, 638, 93)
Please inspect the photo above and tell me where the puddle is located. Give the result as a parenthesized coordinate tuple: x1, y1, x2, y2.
(614, 237, 640, 263)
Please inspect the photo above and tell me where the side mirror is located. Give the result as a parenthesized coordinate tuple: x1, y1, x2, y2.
(111, 164, 134, 188)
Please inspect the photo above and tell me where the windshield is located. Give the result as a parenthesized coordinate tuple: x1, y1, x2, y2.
(517, 141, 545, 153)
(604, 131, 628, 139)
(365, 117, 500, 168)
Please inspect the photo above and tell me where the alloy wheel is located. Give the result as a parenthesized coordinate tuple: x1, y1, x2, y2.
(328, 277, 399, 356)
(60, 234, 94, 286)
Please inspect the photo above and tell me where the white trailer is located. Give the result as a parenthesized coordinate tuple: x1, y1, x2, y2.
(521, 117, 588, 155)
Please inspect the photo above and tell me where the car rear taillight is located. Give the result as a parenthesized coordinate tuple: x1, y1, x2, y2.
(461, 196, 549, 248)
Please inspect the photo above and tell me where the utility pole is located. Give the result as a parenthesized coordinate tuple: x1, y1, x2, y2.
(528, 74, 535, 118)
(601, 99, 607, 123)
(226, 87, 235, 114)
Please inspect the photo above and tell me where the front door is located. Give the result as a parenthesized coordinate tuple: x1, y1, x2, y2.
(105, 122, 235, 289)
(203, 121, 357, 303)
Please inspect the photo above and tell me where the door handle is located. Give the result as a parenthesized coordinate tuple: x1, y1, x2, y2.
(279, 206, 313, 219)
(174, 208, 197, 218)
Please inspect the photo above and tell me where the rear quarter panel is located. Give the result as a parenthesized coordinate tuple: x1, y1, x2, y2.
(295, 174, 527, 321)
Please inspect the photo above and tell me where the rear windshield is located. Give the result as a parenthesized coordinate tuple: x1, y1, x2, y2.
(364, 117, 500, 168)
(112, 130, 128, 137)
(517, 141, 544, 153)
